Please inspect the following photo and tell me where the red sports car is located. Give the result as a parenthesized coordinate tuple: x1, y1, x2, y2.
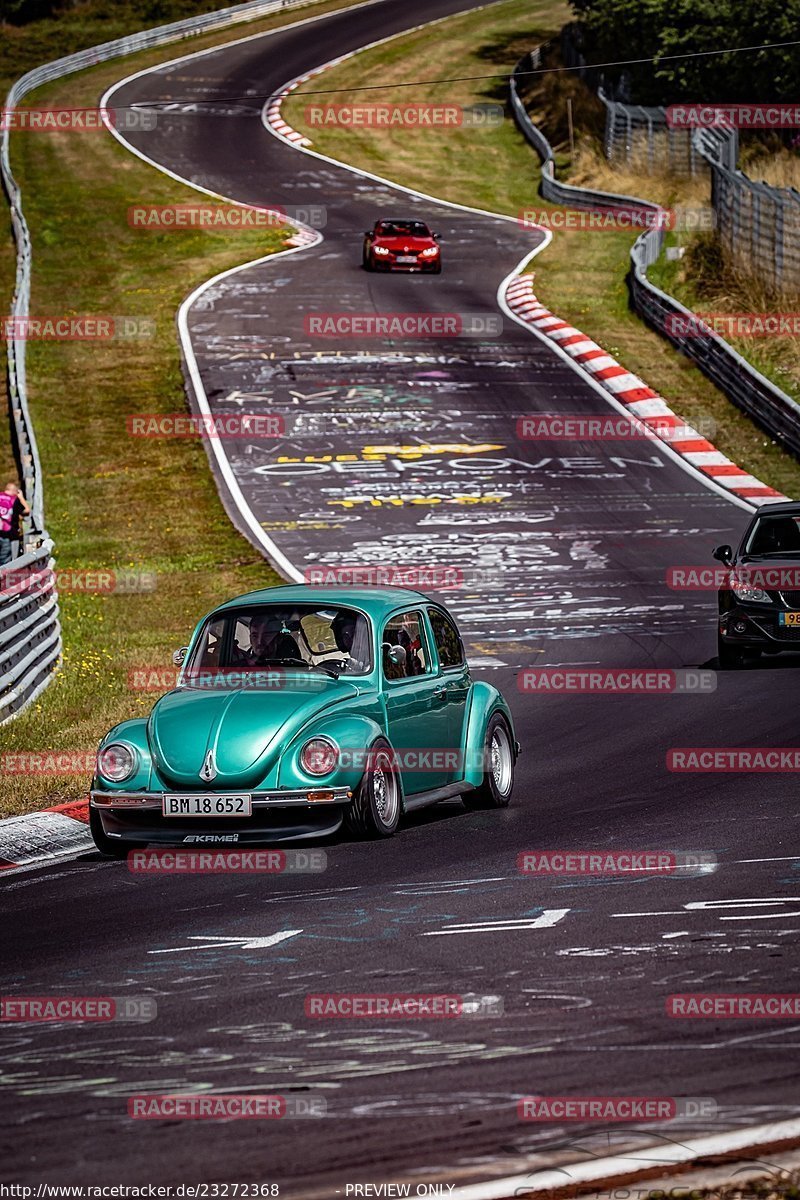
(362, 218, 442, 273)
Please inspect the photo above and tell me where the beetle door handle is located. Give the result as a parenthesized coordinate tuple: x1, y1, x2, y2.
(433, 686, 447, 701)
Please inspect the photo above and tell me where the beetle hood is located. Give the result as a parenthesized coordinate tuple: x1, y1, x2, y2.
(148, 674, 360, 789)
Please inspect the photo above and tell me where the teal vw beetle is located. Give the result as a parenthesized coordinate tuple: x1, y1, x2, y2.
(90, 586, 519, 855)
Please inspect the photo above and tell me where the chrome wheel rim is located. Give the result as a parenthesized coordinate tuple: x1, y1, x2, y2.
(373, 755, 399, 825)
(490, 727, 513, 796)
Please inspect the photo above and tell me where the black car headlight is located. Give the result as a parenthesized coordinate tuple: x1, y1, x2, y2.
(731, 577, 772, 603)
(97, 742, 138, 783)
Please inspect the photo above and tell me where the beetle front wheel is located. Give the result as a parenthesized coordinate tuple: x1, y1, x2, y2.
(462, 714, 515, 810)
(345, 739, 401, 838)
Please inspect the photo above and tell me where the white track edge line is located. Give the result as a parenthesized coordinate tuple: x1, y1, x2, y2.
(449, 1117, 800, 1200)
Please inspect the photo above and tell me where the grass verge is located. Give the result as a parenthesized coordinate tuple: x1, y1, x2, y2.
(283, 0, 800, 498)
(0, 0, 364, 817)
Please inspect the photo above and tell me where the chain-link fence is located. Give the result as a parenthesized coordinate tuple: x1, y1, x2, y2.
(510, 52, 800, 463)
(598, 90, 800, 295)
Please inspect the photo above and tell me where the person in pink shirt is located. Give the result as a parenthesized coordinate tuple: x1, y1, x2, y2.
(0, 483, 30, 567)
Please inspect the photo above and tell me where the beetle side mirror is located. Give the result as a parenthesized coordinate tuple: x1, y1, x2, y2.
(432, 232, 441, 239)
(712, 545, 733, 564)
(363, 231, 372, 237)
(172, 646, 189, 666)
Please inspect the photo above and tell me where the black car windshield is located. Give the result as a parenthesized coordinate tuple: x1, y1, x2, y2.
(186, 605, 372, 684)
(744, 514, 800, 557)
(376, 221, 430, 237)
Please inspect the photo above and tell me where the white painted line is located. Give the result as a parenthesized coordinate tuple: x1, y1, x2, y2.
(449, 1118, 800, 1200)
(149, 930, 302, 953)
(0, 811, 93, 868)
(423, 909, 570, 935)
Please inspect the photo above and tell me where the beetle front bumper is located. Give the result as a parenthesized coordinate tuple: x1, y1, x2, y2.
(90, 787, 352, 845)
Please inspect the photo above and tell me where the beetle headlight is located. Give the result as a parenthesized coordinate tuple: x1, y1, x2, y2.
(97, 742, 137, 783)
(300, 738, 339, 776)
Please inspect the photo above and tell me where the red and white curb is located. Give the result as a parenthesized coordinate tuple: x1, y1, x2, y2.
(506, 274, 787, 505)
(265, 54, 350, 148)
(0, 799, 91, 870)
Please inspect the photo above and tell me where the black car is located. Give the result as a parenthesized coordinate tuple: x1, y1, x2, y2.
(714, 501, 800, 668)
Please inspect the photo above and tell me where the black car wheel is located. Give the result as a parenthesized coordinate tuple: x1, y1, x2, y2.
(89, 805, 145, 859)
(717, 633, 759, 669)
(463, 714, 515, 810)
(345, 739, 401, 838)
(362, 249, 372, 271)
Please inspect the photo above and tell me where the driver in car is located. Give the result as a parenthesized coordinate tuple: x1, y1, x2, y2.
(243, 612, 301, 665)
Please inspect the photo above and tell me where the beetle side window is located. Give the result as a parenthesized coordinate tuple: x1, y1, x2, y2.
(427, 608, 464, 669)
(194, 618, 224, 668)
(382, 611, 430, 680)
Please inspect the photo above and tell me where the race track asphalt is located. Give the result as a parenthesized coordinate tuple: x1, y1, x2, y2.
(2, 0, 800, 1192)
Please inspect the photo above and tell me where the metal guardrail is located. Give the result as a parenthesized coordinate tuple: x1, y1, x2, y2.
(599, 89, 800, 295)
(0, 0, 319, 723)
(510, 52, 800, 462)
(0, 543, 61, 724)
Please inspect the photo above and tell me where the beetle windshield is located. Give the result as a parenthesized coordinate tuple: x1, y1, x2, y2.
(186, 605, 372, 683)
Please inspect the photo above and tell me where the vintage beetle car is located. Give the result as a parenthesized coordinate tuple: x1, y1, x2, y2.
(90, 586, 519, 855)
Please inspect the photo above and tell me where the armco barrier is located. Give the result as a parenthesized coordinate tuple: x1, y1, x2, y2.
(0, 0, 320, 723)
(0, 543, 61, 724)
(510, 52, 800, 462)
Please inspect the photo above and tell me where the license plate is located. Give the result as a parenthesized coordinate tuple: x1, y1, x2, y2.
(779, 612, 800, 626)
(162, 794, 252, 817)
(396, 255, 417, 263)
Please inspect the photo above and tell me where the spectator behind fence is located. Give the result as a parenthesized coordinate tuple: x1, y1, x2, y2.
(0, 483, 30, 567)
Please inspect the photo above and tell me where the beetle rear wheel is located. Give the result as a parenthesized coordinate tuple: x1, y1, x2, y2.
(462, 714, 515, 810)
(345, 739, 401, 838)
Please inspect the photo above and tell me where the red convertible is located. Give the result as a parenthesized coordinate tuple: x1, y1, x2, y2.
(362, 218, 442, 273)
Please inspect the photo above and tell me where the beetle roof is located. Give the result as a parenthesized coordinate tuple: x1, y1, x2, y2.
(212, 585, 438, 618)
